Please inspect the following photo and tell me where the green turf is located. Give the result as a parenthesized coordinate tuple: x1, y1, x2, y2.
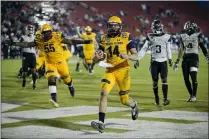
(1, 54, 208, 130)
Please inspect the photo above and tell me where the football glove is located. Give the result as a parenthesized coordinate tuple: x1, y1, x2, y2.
(173, 62, 178, 72)
(168, 59, 173, 67)
(134, 61, 139, 69)
(206, 55, 209, 64)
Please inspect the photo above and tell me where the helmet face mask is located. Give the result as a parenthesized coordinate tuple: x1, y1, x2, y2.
(41, 24, 53, 41)
(151, 20, 164, 35)
(26, 25, 34, 36)
(107, 16, 122, 37)
(85, 26, 92, 35)
(184, 21, 198, 35)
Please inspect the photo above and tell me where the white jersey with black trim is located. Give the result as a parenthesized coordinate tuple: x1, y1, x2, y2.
(137, 33, 172, 62)
(180, 32, 201, 55)
(21, 35, 36, 54)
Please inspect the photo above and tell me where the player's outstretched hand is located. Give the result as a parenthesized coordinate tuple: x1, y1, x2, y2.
(119, 54, 129, 60)
(134, 61, 139, 69)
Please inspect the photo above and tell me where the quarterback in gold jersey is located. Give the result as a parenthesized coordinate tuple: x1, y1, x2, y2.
(14, 24, 91, 108)
(76, 26, 98, 74)
(91, 16, 139, 133)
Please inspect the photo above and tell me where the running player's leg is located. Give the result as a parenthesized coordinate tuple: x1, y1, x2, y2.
(45, 63, 59, 108)
(91, 72, 115, 133)
(57, 60, 75, 97)
(116, 67, 139, 120)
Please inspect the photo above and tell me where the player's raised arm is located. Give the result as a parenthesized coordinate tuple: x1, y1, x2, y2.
(62, 37, 92, 45)
(137, 37, 150, 61)
(198, 33, 209, 63)
(76, 26, 83, 39)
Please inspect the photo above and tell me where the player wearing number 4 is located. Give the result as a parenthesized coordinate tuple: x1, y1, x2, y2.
(14, 24, 92, 108)
(173, 21, 209, 102)
(91, 16, 139, 133)
(135, 20, 172, 106)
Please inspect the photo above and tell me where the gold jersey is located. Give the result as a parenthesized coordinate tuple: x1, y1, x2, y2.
(81, 32, 96, 51)
(35, 32, 65, 63)
(100, 32, 132, 67)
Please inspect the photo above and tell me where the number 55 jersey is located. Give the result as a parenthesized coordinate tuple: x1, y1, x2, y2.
(35, 32, 70, 79)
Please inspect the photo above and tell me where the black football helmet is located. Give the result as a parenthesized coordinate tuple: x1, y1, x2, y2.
(151, 20, 164, 35)
(184, 21, 198, 35)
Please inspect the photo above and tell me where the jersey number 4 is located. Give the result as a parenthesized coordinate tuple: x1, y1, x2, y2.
(44, 44, 55, 53)
(107, 45, 120, 57)
(186, 43, 193, 49)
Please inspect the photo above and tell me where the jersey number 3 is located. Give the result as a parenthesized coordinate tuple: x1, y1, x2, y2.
(156, 45, 161, 53)
(44, 44, 55, 53)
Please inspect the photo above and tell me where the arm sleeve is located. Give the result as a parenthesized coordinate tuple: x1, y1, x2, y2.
(166, 36, 172, 59)
(198, 33, 208, 57)
(127, 34, 136, 50)
(137, 40, 149, 60)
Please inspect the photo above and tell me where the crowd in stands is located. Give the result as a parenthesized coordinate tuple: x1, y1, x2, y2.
(1, 1, 208, 59)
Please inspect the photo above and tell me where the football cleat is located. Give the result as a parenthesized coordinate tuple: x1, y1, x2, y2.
(68, 86, 75, 97)
(91, 121, 105, 133)
(49, 99, 59, 108)
(163, 99, 170, 106)
(131, 101, 139, 120)
(32, 84, 36, 90)
(191, 96, 196, 102)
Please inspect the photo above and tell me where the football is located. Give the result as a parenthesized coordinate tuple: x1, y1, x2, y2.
(95, 50, 106, 61)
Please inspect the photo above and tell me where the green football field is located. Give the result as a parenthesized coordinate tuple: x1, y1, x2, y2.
(1, 54, 208, 138)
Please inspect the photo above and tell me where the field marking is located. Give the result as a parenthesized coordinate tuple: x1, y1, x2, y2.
(2, 119, 208, 138)
(1, 103, 29, 112)
(2, 105, 129, 124)
(125, 110, 208, 121)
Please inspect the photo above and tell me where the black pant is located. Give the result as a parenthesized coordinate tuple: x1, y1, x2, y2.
(22, 52, 36, 72)
(151, 61, 168, 82)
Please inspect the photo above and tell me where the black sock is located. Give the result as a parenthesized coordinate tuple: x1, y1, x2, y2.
(184, 79, 193, 96)
(190, 71, 198, 97)
(162, 84, 168, 100)
(92, 63, 95, 70)
(32, 72, 37, 84)
(153, 86, 159, 98)
(76, 63, 80, 70)
(51, 93, 57, 102)
(67, 80, 73, 87)
(99, 112, 105, 123)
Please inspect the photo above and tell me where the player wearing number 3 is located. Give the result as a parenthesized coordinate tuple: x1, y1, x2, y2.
(135, 20, 172, 106)
(14, 24, 92, 108)
(91, 16, 139, 133)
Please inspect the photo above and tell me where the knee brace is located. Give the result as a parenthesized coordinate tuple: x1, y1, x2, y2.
(119, 90, 130, 105)
(48, 76, 56, 86)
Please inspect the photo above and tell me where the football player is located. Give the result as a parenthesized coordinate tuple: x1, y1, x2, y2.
(135, 20, 172, 106)
(173, 21, 209, 102)
(19, 25, 37, 89)
(91, 16, 139, 133)
(14, 24, 92, 108)
(76, 26, 98, 75)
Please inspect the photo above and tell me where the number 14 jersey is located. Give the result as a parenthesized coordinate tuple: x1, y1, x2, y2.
(100, 32, 132, 67)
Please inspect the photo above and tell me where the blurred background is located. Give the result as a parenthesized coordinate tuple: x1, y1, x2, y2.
(1, 1, 209, 59)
